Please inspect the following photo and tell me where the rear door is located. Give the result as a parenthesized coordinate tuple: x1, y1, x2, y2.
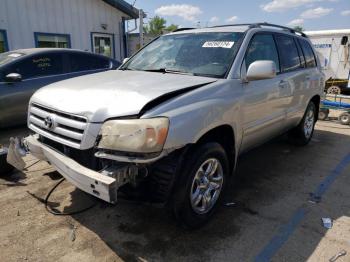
(240, 33, 287, 151)
(0, 52, 65, 127)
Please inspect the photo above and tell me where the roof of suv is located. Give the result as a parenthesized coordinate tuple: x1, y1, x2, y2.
(169, 23, 307, 38)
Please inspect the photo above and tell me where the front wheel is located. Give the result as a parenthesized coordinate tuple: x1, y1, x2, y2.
(288, 101, 316, 146)
(172, 143, 229, 229)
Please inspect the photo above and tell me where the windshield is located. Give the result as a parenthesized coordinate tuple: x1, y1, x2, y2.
(0, 52, 25, 66)
(122, 32, 244, 78)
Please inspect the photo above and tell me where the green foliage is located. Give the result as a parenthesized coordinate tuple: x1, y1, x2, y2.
(144, 16, 166, 36)
(143, 16, 179, 35)
(293, 26, 304, 32)
(165, 24, 178, 32)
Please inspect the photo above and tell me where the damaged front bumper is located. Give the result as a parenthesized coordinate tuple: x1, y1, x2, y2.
(8, 135, 118, 203)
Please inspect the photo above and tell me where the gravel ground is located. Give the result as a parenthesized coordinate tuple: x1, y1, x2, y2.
(0, 119, 349, 262)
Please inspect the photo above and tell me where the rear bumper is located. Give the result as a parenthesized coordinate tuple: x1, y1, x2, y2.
(10, 135, 118, 203)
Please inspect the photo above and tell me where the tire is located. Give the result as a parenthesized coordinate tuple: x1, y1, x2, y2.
(318, 109, 329, 121)
(326, 86, 341, 95)
(339, 112, 350, 125)
(172, 142, 229, 229)
(288, 101, 316, 146)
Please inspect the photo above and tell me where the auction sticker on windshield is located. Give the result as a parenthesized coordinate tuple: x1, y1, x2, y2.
(202, 41, 235, 48)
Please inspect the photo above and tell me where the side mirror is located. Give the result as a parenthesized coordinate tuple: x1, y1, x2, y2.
(5, 73, 22, 83)
(246, 60, 276, 81)
(123, 58, 130, 64)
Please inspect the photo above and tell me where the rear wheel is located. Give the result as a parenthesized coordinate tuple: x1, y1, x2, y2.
(339, 112, 350, 125)
(172, 142, 229, 229)
(288, 101, 316, 146)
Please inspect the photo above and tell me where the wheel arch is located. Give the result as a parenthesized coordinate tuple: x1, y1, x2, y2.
(310, 95, 321, 121)
(194, 124, 236, 174)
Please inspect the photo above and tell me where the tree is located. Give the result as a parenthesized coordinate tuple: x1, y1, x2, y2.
(165, 24, 178, 32)
(144, 16, 166, 36)
(293, 26, 304, 32)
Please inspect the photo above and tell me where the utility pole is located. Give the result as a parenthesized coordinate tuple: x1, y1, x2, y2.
(139, 9, 144, 48)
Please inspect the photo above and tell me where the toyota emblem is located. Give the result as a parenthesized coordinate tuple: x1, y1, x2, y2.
(44, 115, 55, 129)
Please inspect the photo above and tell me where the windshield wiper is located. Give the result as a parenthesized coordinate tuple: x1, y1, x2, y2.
(143, 68, 194, 76)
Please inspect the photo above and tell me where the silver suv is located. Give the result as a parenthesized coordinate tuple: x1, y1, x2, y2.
(8, 23, 324, 228)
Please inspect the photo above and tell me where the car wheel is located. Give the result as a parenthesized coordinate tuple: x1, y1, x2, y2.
(288, 101, 316, 146)
(326, 86, 341, 94)
(339, 112, 350, 125)
(318, 109, 329, 121)
(172, 142, 229, 229)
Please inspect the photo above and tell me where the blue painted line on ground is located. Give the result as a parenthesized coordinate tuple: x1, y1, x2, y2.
(312, 153, 350, 199)
(254, 152, 350, 262)
(254, 208, 307, 262)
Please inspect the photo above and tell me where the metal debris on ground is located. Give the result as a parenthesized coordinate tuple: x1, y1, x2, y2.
(69, 223, 78, 242)
(225, 202, 236, 207)
(329, 250, 347, 262)
(322, 217, 333, 229)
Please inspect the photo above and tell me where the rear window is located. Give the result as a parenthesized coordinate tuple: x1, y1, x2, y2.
(275, 35, 301, 72)
(298, 39, 317, 68)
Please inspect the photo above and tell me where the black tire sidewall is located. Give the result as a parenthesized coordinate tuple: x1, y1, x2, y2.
(339, 113, 350, 125)
(290, 101, 316, 145)
(172, 142, 229, 229)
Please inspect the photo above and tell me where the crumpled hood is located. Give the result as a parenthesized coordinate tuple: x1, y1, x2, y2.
(30, 70, 216, 122)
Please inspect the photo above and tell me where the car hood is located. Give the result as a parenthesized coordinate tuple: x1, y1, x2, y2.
(30, 70, 216, 122)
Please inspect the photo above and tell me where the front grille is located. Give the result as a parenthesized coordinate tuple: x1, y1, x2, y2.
(28, 103, 87, 149)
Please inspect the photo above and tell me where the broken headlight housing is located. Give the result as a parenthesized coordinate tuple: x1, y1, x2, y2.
(97, 118, 169, 153)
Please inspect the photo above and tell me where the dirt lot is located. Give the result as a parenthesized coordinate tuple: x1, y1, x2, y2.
(0, 120, 350, 262)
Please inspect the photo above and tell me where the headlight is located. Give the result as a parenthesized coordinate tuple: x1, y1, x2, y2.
(98, 117, 169, 153)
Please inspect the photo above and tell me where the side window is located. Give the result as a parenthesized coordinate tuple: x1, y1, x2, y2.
(298, 39, 317, 68)
(69, 53, 110, 73)
(6, 53, 64, 79)
(295, 38, 306, 68)
(245, 34, 280, 73)
(275, 35, 301, 72)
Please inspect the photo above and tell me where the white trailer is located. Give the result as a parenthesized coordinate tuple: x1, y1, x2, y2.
(305, 29, 350, 94)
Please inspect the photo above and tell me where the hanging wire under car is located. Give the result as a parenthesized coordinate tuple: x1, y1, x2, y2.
(45, 178, 97, 216)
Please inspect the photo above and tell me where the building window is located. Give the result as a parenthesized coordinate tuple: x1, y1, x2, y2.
(34, 33, 71, 48)
(91, 32, 114, 58)
(0, 30, 9, 53)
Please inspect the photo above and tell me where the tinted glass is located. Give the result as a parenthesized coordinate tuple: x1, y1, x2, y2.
(123, 32, 244, 78)
(295, 39, 306, 68)
(69, 53, 110, 72)
(5, 53, 64, 79)
(298, 39, 317, 68)
(0, 31, 8, 53)
(245, 34, 280, 73)
(275, 35, 301, 72)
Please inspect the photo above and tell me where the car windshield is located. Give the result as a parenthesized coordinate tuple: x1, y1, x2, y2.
(0, 52, 25, 66)
(122, 32, 244, 78)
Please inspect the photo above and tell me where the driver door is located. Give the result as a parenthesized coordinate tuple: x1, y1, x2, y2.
(240, 33, 287, 152)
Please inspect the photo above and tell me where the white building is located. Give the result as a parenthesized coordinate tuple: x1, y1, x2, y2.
(0, 0, 141, 61)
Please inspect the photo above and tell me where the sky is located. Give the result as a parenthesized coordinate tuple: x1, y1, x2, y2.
(126, 0, 350, 31)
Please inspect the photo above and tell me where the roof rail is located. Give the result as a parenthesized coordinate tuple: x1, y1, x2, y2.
(253, 22, 307, 37)
(172, 27, 196, 32)
(210, 22, 307, 37)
